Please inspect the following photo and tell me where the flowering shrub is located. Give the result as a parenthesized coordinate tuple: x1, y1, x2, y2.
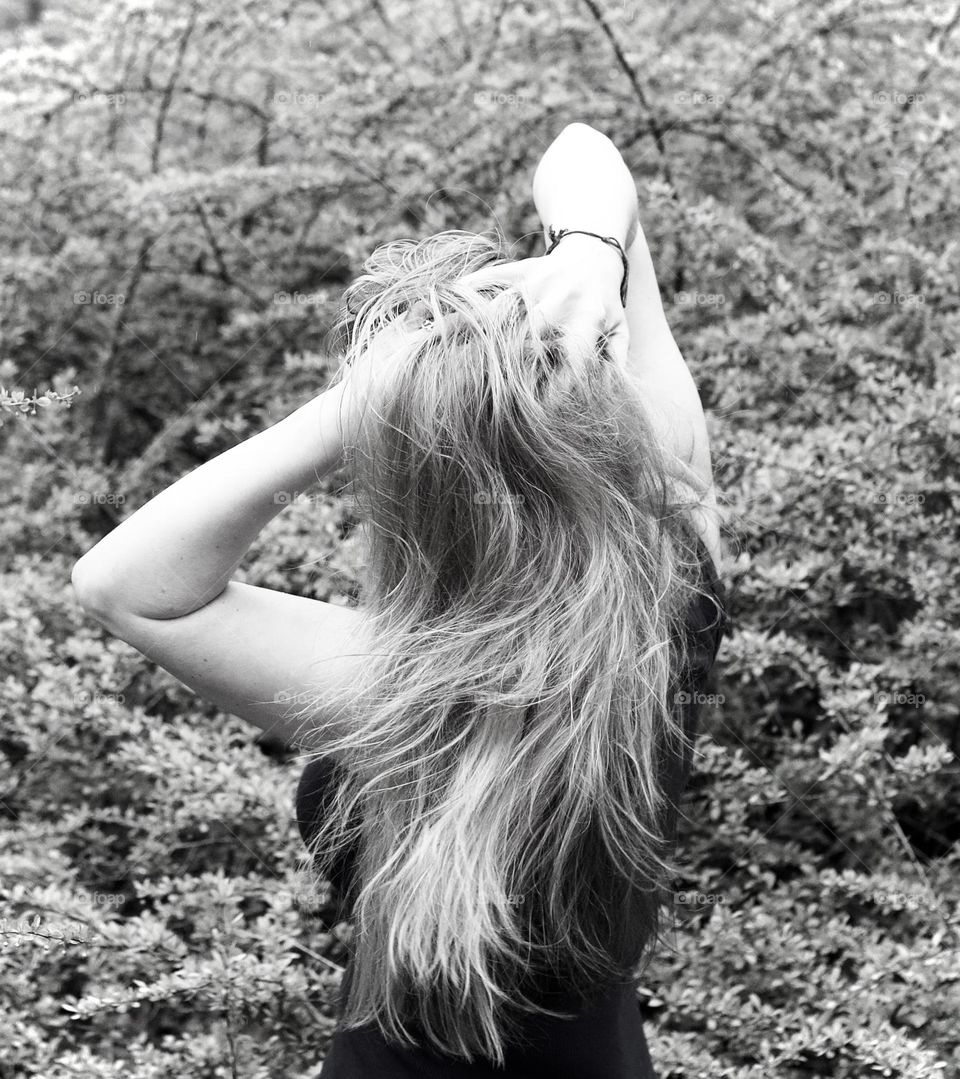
(1, 0, 958, 1076)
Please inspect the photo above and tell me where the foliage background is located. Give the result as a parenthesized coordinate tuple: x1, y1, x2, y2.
(1, 0, 959, 1075)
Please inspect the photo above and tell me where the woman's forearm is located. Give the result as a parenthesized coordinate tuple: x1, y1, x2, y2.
(532, 123, 639, 251)
(72, 379, 359, 621)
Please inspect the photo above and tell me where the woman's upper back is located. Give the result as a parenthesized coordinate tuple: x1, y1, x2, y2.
(296, 527, 730, 919)
(295, 529, 729, 1076)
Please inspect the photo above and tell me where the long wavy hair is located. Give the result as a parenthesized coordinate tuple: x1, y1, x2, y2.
(292, 229, 717, 1066)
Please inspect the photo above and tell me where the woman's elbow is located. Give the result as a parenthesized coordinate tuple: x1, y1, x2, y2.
(71, 555, 119, 624)
(557, 121, 614, 148)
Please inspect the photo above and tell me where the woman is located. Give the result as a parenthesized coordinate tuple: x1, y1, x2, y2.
(72, 122, 729, 1077)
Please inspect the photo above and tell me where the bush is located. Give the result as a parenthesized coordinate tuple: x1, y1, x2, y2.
(1, 0, 957, 1076)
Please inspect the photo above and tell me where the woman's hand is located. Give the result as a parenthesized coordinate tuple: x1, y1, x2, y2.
(459, 236, 630, 369)
(340, 314, 419, 422)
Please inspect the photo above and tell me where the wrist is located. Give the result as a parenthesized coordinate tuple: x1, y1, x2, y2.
(533, 189, 634, 254)
(539, 213, 631, 252)
(545, 231, 628, 304)
(268, 380, 356, 494)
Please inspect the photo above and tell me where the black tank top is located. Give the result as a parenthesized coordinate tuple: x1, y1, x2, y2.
(294, 537, 729, 1078)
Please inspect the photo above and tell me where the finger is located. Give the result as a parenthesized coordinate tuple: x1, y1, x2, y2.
(527, 302, 551, 342)
(458, 259, 526, 291)
(559, 304, 607, 365)
(601, 318, 631, 369)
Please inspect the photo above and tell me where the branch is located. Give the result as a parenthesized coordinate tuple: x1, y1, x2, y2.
(579, 0, 673, 182)
(151, 6, 199, 173)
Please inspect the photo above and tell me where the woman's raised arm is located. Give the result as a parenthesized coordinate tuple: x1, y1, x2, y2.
(531, 122, 639, 254)
(69, 377, 374, 750)
(502, 121, 722, 570)
(71, 381, 359, 621)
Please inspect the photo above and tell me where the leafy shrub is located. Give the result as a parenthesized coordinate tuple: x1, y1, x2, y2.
(1, 0, 958, 1076)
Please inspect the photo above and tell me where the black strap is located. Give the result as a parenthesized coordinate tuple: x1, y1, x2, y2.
(545, 227, 630, 307)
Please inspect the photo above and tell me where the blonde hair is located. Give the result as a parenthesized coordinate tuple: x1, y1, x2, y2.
(294, 229, 716, 1065)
